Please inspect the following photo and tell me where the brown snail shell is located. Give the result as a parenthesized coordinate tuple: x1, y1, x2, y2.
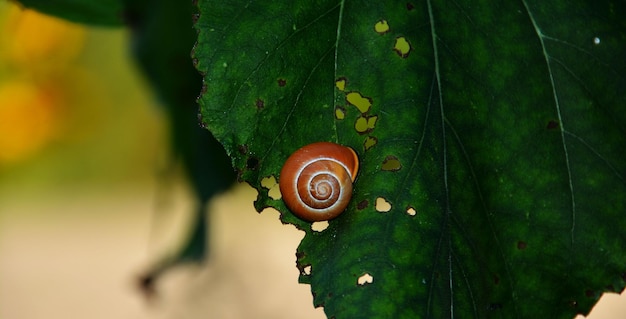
(279, 142, 359, 221)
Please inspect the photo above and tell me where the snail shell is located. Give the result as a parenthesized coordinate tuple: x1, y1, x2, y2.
(279, 142, 359, 221)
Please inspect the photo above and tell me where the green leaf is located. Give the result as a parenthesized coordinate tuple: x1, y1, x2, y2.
(194, 0, 626, 318)
(15, 0, 124, 26)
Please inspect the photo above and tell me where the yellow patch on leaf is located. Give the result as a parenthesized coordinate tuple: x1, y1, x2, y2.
(346, 92, 372, 113)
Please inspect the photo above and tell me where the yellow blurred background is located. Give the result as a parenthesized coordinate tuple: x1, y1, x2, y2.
(0, 2, 323, 318)
(0, 2, 623, 318)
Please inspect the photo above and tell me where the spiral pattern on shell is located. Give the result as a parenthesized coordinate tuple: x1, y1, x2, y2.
(279, 142, 359, 222)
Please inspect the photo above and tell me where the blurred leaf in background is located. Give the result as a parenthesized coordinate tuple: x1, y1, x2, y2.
(1, 0, 237, 291)
(122, 0, 236, 289)
(15, 0, 124, 26)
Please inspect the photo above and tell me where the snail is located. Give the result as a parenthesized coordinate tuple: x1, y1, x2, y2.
(279, 142, 359, 221)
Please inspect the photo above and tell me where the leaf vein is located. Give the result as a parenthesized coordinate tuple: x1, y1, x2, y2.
(445, 118, 520, 317)
(427, 0, 454, 316)
(522, 0, 577, 245)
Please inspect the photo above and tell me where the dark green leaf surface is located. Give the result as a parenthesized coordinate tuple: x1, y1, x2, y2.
(16, 0, 124, 26)
(195, 1, 626, 318)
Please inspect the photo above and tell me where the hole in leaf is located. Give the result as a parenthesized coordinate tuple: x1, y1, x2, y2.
(335, 77, 347, 91)
(406, 206, 416, 216)
(393, 36, 412, 58)
(375, 197, 391, 212)
(364, 136, 378, 150)
(354, 115, 377, 134)
(346, 91, 372, 113)
(354, 116, 371, 134)
(517, 241, 527, 250)
(335, 106, 346, 120)
(357, 273, 374, 286)
(303, 265, 312, 275)
(260, 176, 281, 200)
(312, 221, 329, 232)
(367, 116, 377, 129)
(260, 176, 276, 189)
(381, 155, 402, 171)
(277, 78, 287, 87)
(268, 186, 281, 200)
(406, 3, 415, 10)
(374, 19, 390, 35)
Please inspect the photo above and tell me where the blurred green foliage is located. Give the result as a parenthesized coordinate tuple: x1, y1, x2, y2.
(5, 0, 236, 288)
